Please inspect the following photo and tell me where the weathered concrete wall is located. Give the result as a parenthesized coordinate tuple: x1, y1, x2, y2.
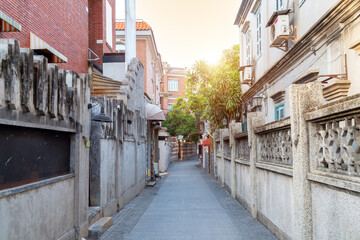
(257, 169, 294, 239)
(0, 178, 75, 240)
(89, 58, 147, 221)
(224, 159, 231, 191)
(311, 183, 360, 240)
(213, 83, 360, 240)
(235, 163, 251, 208)
(0, 39, 91, 239)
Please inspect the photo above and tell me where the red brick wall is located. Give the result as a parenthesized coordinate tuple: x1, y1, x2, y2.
(89, 0, 116, 69)
(162, 69, 186, 115)
(0, 0, 89, 73)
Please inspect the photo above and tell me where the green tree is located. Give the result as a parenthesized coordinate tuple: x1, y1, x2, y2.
(185, 44, 242, 128)
(162, 98, 199, 141)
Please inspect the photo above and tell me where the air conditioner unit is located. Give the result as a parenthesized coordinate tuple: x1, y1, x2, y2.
(270, 14, 290, 44)
(243, 66, 252, 82)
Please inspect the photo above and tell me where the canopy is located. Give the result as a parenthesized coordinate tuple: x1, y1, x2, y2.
(30, 32, 68, 63)
(146, 103, 165, 121)
(0, 11, 21, 32)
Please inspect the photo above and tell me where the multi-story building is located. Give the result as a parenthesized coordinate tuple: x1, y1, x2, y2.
(160, 62, 187, 115)
(115, 20, 164, 106)
(235, 0, 360, 124)
(88, 0, 116, 70)
(0, 0, 89, 73)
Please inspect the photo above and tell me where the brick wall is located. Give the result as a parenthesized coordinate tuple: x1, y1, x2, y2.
(162, 67, 186, 115)
(88, 0, 116, 68)
(0, 0, 89, 73)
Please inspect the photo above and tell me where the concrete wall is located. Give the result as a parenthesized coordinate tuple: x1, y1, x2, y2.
(213, 83, 360, 240)
(0, 178, 75, 240)
(257, 169, 294, 238)
(0, 39, 91, 239)
(89, 58, 147, 222)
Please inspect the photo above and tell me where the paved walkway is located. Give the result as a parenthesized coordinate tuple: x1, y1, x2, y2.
(101, 158, 276, 240)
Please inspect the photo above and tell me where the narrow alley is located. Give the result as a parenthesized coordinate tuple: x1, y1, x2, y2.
(101, 157, 276, 240)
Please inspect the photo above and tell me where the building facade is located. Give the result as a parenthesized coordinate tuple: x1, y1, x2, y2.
(160, 62, 187, 115)
(235, 0, 360, 124)
(88, 0, 116, 70)
(116, 20, 163, 106)
(0, 0, 89, 73)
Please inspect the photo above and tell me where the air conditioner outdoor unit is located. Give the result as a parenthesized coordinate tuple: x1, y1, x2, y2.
(243, 66, 252, 82)
(270, 14, 290, 44)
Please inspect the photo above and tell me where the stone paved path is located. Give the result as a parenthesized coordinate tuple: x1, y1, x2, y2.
(101, 157, 277, 240)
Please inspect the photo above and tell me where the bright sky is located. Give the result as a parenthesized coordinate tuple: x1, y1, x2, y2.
(116, 0, 241, 68)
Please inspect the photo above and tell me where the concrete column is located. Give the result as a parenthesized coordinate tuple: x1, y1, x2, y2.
(73, 74, 91, 239)
(213, 131, 219, 179)
(220, 129, 225, 187)
(290, 82, 323, 240)
(247, 112, 265, 219)
(125, 0, 136, 67)
(230, 123, 236, 198)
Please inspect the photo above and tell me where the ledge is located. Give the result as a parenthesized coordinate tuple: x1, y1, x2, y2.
(255, 117, 291, 134)
(235, 159, 250, 166)
(224, 156, 231, 161)
(305, 93, 360, 122)
(308, 172, 360, 193)
(0, 173, 75, 199)
(256, 162, 293, 177)
(216, 154, 222, 158)
(234, 131, 248, 139)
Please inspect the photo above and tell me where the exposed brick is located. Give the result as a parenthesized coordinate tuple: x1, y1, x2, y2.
(0, 0, 89, 73)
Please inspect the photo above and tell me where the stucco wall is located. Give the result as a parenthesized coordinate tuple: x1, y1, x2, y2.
(0, 178, 75, 240)
(311, 183, 360, 240)
(257, 169, 294, 238)
(100, 139, 116, 206)
(235, 163, 252, 206)
(224, 159, 231, 190)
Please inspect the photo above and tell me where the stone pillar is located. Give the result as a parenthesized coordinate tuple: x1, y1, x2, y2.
(290, 82, 323, 240)
(125, 0, 136, 67)
(230, 123, 236, 198)
(220, 129, 225, 187)
(247, 112, 265, 219)
(213, 131, 219, 179)
(73, 74, 91, 239)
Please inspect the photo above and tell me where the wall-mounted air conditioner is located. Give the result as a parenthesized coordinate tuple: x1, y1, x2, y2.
(270, 14, 290, 44)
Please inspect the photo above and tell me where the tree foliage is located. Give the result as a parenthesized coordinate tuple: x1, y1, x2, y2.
(185, 44, 242, 128)
(162, 98, 199, 141)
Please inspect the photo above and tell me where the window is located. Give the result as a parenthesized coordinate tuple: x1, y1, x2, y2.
(275, 103, 285, 120)
(106, 0, 113, 47)
(168, 104, 173, 111)
(168, 79, 178, 91)
(255, 6, 262, 56)
(245, 28, 251, 65)
(276, 0, 284, 10)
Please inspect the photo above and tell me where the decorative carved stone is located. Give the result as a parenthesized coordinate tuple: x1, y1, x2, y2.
(315, 116, 360, 175)
(259, 128, 292, 165)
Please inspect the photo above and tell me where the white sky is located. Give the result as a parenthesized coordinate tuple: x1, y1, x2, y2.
(116, 0, 241, 68)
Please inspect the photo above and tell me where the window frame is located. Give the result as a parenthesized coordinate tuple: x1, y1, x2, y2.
(275, 102, 285, 121)
(168, 79, 179, 92)
(245, 28, 251, 65)
(106, 0, 113, 47)
(255, 6, 262, 57)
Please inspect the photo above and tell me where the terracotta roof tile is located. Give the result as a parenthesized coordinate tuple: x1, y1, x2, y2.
(115, 21, 152, 31)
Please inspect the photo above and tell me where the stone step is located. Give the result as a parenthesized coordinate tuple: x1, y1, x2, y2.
(88, 217, 113, 240)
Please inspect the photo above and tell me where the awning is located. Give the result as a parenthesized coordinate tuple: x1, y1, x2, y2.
(146, 103, 165, 121)
(30, 32, 68, 63)
(0, 11, 21, 32)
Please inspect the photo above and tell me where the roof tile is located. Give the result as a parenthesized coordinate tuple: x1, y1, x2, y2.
(115, 21, 152, 31)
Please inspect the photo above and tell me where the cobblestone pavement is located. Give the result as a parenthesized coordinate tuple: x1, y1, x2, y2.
(101, 157, 277, 240)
